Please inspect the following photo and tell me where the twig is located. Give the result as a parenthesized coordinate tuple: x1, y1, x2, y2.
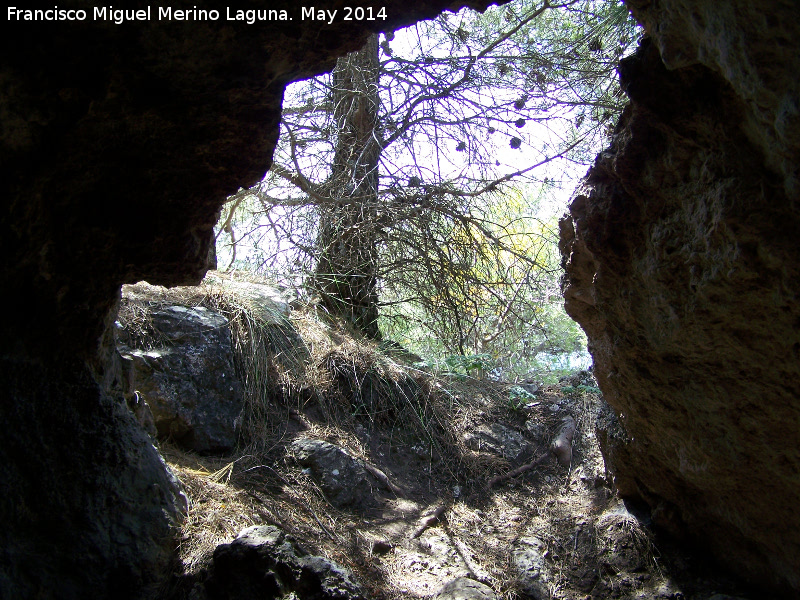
(486, 452, 550, 489)
(305, 500, 337, 541)
(411, 504, 448, 539)
(363, 462, 407, 498)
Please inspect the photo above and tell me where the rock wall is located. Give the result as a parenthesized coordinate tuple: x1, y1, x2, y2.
(0, 360, 188, 599)
(0, 2, 496, 598)
(560, 0, 800, 594)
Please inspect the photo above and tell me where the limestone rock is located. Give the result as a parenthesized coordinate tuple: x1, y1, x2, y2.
(511, 536, 551, 600)
(434, 577, 497, 600)
(290, 438, 377, 509)
(206, 525, 364, 600)
(117, 305, 244, 454)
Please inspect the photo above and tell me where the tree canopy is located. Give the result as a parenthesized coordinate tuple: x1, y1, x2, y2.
(216, 0, 640, 379)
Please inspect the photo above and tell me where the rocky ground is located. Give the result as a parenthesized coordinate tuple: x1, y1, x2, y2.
(118, 277, 756, 600)
(160, 381, 753, 600)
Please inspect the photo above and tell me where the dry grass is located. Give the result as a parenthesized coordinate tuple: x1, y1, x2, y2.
(164, 449, 263, 574)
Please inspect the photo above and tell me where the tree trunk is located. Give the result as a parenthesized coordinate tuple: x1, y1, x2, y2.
(314, 35, 382, 339)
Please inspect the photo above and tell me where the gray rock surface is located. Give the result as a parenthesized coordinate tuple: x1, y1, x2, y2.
(434, 577, 497, 600)
(511, 536, 551, 600)
(117, 305, 244, 454)
(524, 420, 547, 445)
(290, 438, 377, 509)
(206, 525, 364, 600)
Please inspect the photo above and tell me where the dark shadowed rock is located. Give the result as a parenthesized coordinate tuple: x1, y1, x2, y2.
(0, 361, 187, 600)
(560, 2, 800, 592)
(594, 397, 637, 497)
(117, 305, 244, 454)
(290, 438, 377, 509)
(206, 525, 364, 600)
(124, 384, 158, 438)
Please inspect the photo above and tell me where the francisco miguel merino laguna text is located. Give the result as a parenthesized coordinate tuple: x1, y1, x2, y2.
(7, 6, 389, 25)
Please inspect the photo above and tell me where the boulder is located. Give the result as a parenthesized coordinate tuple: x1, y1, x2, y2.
(290, 438, 377, 509)
(117, 305, 244, 454)
(560, 2, 800, 592)
(206, 525, 364, 600)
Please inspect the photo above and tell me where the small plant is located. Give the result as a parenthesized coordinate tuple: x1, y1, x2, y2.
(507, 385, 537, 411)
(410, 353, 493, 377)
(577, 384, 601, 395)
(561, 383, 602, 397)
(441, 353, 494, 376)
